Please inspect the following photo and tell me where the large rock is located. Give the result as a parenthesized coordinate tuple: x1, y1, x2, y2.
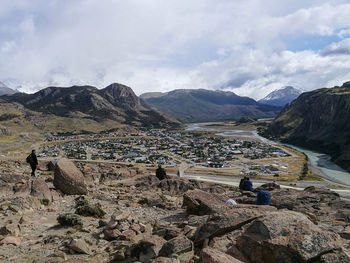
(236, 210, 342, 263)
(31, 178, 52, 200)
(0, 236, 21, 246)
(54, 159, 87, 195)
(270, 187, 348, 224)
(195, 204, 276, 244)
(157, 178, 203, 195)
(201, 248, 244, 263)
(158, 236, 193, 262)
(183, 189, 228, 215)
(314, 248, 350, 263)
(133, 235, 167, 262)
(69, 238, 91, 254)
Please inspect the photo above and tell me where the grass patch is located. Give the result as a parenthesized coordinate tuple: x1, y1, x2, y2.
(0, 134, 18, 143)
(299, 172, 324, 181)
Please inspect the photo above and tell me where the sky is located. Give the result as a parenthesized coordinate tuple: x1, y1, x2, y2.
(1, 0, 350, 99)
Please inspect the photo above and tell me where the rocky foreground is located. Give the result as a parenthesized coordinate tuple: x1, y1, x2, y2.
(0, 159, 350, 263)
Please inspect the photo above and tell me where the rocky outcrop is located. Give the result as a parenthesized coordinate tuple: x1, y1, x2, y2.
(201, 248, 244, 263)
(195, 205, 277, 244)
(157, 178, 203, 195)
(183, 189, 228, 215)
(0, 83, 180, 132)
(53, 159, 87, 195)
(158, 236, 194, 262)
(30, 178, 52, 200)
(237, 211, 343, 263)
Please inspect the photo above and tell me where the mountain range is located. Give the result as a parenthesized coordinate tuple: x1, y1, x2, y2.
(0, 83, 180, 134)
(0, 81, 16, 96)
(258, 86, 302, 106)
(141, 89, 281, 122)
(263, 82, 350, 172)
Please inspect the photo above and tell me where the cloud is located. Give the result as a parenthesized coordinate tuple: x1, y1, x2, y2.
(320, 38, 350, 56)
(0, 0, 350, 99)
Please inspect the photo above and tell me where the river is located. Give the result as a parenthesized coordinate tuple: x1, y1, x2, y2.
(186, 122, 350, 187)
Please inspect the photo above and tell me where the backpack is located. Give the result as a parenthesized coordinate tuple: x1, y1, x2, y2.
(256, 190, 271, 205)
(26, 155, 32, 164)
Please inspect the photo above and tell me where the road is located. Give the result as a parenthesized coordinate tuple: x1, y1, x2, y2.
(182, 173, 350, 200)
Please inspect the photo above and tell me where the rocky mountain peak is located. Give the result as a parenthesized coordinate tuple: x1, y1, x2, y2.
(101, 83, 140, 108)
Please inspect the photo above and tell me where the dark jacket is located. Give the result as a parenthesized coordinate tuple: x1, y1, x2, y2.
(156, 167, 166, 180)
(242, 179, 254, 192)
(29, 153, 38, 166)
(239, 178, 245, 190)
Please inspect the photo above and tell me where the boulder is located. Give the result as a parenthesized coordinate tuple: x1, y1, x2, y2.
(158, 236, 193, 259)
(0, 236, 21, 246)
(314, 248, 350, 263)
(31, 178, 52, 200)
(135, 175, 160, 189)
(195, 204, 276, 244)
(104, 228, 121, 241)
(69, 238, 91, 254)
(236, 210, 342, 263)
(13, 179, 30, 195)
(153, 225, 182, 240)
(183, 189, 228, 215)
(132, 235, 167, 262)
(201, 248, 244, 263)
(53, 159, 87, 195)
(157, 178, 203, 195)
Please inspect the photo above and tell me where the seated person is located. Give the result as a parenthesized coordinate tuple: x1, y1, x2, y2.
(256, 190, 271, 205)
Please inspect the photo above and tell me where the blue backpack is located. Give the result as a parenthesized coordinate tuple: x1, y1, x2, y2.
(256, 190, 271, 205)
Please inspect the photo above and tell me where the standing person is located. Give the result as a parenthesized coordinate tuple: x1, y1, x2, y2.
(26, 150, 38, 177)
(156, 164, 166, 180)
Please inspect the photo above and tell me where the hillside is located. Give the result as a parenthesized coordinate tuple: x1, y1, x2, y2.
(0, 81, 16, 96)
(141, 89, 281, 122)
(258, 86, 302, 106)
(263, 82, 350, 172)
(0, 83, 180, 135)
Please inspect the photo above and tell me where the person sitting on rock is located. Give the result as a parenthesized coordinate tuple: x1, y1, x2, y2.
(242, 177, 254, 192)
(26, 149, 38, 177)
(256, 190, 271, 205)
(156, 164, 167, 180)
(239, 177, 247, 191)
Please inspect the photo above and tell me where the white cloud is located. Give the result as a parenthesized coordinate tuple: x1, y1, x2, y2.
(0, 0, 350, 99)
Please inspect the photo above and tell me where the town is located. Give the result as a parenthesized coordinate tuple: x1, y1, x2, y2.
(39, 129, 297, 178)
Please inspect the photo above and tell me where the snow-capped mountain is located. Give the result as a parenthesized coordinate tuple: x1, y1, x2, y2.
(0, 81, 16, 96)
(258, 86, 302, 107)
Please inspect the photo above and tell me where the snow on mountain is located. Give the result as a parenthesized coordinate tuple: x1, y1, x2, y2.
(258, 86, 302, 107)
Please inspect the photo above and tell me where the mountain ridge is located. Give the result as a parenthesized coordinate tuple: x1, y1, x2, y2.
(141, 89, 282, 122)
(262, 82, 350, 172)
(0, 83, 180, 134)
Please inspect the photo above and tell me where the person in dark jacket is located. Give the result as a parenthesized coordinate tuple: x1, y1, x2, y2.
(256, 190, 271, 205)
(242, 177, 254, 192)
(156, 164, 167, 180)
(27, 150, 38, 177)
(239, 177, 247, 191)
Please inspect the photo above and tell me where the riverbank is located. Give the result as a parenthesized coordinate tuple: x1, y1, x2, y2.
(186, 122, 350, 189)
